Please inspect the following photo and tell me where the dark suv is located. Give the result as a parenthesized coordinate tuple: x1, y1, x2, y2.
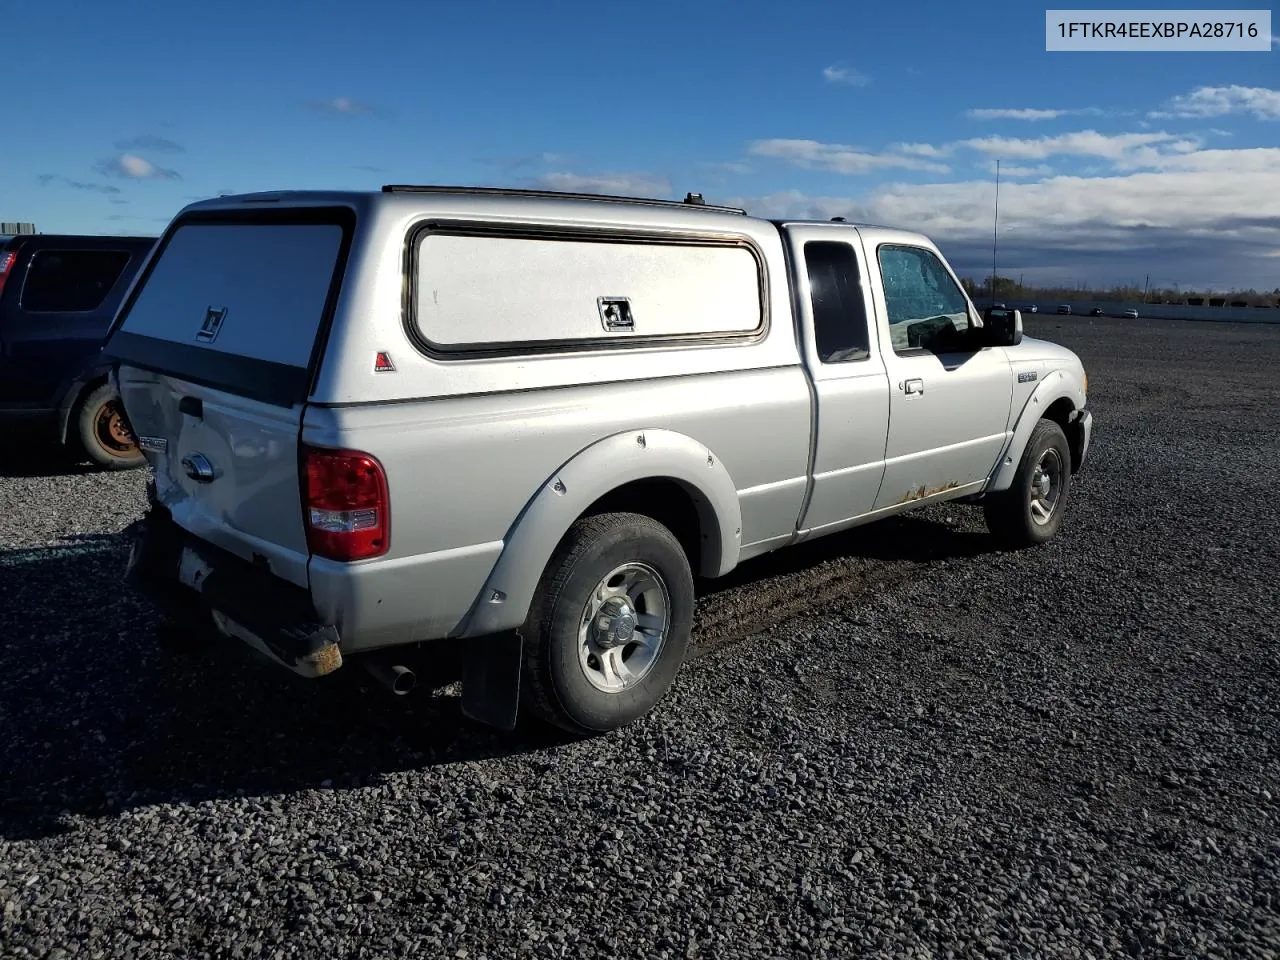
(0, 233, 156, 468)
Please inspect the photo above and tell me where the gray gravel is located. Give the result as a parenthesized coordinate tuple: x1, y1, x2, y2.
(1, 316, 1278, 960)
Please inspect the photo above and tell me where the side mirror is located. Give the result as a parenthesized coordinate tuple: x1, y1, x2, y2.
(983, 307, 1023, 347)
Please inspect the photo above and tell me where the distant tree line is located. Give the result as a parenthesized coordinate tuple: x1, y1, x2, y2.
(960, 275, 1280, 309)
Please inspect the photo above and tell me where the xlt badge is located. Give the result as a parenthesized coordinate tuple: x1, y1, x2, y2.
(137, 436, 168, 454)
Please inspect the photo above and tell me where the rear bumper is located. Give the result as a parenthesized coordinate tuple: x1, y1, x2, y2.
(123, 505, 344, 678)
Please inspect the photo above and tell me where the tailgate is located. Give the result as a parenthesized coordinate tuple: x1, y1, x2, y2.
(105, 207, 355, 587)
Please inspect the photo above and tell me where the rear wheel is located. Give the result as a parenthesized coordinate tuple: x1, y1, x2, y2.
(76, 383, 145, 470)
(520, 512, 695, 736)
(984, 418, 1072, 548)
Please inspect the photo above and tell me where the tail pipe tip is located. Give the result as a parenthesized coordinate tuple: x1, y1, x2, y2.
(361, 659, 417, 696)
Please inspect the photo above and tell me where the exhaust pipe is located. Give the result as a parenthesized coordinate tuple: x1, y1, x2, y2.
(361, 659, 417, 696)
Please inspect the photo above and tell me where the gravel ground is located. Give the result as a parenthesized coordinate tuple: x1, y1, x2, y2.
(1, 316, 1277, 960)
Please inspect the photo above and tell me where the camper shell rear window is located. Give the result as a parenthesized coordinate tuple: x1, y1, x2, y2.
(106, 207, 355, 407)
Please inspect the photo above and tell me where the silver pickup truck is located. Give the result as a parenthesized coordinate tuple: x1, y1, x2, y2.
(106, 185, 1092, 736)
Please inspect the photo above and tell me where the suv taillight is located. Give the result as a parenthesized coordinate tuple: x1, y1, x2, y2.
(302, 445, 390, 561)
(0, 252, 15, 298)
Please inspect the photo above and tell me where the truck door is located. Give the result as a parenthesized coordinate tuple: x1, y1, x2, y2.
(863, 239, 1014, 510)
(784, 226, 890, 532)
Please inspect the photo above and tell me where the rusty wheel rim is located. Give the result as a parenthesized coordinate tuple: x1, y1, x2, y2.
(94, 401, 138, 457)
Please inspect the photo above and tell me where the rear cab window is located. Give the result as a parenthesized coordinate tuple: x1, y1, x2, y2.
(21, 249, 132, 312)
(106, 208, 355, 407)
(803, 240, 871, 363)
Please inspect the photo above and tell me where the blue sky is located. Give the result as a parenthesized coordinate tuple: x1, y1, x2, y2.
(3, 0, 1278, 290)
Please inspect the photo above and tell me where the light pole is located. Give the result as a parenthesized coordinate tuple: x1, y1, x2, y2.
(991, 159, 1000, 304)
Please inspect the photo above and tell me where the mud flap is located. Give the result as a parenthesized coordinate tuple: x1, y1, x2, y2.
(460, 631, 523, 731)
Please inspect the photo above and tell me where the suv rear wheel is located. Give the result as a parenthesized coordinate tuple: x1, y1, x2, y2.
(520, 512, 695, 735)
(76, 382, 145, 470)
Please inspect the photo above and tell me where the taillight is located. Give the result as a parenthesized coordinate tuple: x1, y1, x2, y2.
(302, 445, 390, 561)
(0, 251, 16, 299)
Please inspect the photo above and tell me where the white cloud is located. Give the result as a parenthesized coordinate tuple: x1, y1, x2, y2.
(93, 153, 181, 180)
(756, 130, 1208, 179)
(966, 107, 1105, 121)
(1142, 146, 1280, 173)
(529, 171, 672, 197)
(988, 162, 1055, 177)
(968, 108, 1068, 121)
(713, 152, 1280, 288)
(748, 138, 950, 175)
(822, 66, 871, 87)
(891, 142, 953, 158)
(305, 96, 376, 115)
(960, 130, 1201, 166)
(1153, 85, 1280, 120)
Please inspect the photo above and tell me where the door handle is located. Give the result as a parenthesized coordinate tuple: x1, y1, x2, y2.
(902, 378, 924, 395)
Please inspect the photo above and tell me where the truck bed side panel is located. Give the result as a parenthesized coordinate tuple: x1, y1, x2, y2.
(302, 365, 811, 651)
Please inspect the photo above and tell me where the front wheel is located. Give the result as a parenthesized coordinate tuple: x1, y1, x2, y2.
(76, 383, 145, 470)
(983, 418, 1073, 548)
(520, 512, 695, 736)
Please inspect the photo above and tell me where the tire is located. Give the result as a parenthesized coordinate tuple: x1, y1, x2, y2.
(75, 383, 146, 470)
(984, 418, 1073, 549)
(520, 512, 696, 736)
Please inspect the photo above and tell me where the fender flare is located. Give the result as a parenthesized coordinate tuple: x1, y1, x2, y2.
(55, 361, 115, 444)
(458, 428, 742, 638)
(986, 367, 1086, 492)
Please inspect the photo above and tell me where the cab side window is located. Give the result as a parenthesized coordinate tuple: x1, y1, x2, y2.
(804, 241, 870, 363)
(877, 245, 973, 355)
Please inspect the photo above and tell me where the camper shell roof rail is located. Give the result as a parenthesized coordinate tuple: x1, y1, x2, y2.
(380, 184, 747, 215)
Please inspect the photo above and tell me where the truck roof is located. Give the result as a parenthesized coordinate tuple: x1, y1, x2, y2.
(172, 186, 932, 246)
(188, 184, 746, 214)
